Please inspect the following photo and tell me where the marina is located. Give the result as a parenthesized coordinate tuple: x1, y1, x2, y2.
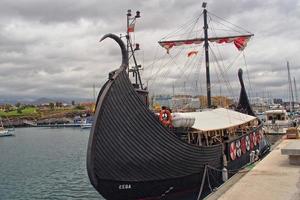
(0, 1, 300, 200)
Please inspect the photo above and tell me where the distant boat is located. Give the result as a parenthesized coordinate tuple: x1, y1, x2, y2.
(81, 123, 93, 129)
(0, 129, 14, 137)
(0, 118, 14, 137)
(71, 116, 93, 128)
(263, 109, 293, 135)
(263, 61, 298, 135)
(80, 116, 94, 129)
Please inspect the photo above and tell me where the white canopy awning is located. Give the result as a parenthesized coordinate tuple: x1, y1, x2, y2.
(185, 108, 257, 131)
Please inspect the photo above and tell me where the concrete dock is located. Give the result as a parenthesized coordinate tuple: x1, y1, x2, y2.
(208, 139, 300, 200)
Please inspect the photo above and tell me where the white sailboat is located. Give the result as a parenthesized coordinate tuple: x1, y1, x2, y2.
(0, 118, 14, 137)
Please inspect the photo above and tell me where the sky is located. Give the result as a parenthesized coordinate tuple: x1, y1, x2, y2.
(0, 0, 300, 103)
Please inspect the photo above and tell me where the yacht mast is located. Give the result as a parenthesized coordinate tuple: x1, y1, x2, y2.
(287, 61, 294, 111)
(93, 84, 96, 102)
(294, 77, 298, 104)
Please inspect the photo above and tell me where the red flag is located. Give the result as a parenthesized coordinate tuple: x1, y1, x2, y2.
(128, 22, 135, 32)
(187, 50, 198, 57)
(234, 37, 248, 51)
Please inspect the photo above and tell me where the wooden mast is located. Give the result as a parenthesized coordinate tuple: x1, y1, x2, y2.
(202, 2, 211, 108)
(287, 61, 294, 111)
(294, 77, 298, 104)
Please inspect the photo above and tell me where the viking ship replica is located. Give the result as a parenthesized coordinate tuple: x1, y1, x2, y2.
(87, 3, 270, 200)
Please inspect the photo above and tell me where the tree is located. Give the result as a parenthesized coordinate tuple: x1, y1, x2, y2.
(15, 102, 21, 108)
(17, 107, 23, 114)
(75, 105, 85, 110)
(49, 102, 55, 110)
(4, 104, 13, 112)
(71, 100, 75, 106)
(55, 102, 62, 107)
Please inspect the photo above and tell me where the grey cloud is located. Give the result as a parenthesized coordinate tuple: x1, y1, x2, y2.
(0, 0, 299, 102)
(0, 0, 144, 24)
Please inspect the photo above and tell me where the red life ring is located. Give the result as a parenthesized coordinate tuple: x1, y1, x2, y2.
(230, 142, 237, 161)
(159, 109, 172, 127)
(241, 137, 247, 154)
(236, 140, 242, 158)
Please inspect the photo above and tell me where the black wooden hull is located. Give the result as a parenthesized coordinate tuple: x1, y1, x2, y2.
(87, 66, 223, 199)
(96, 172, 222, 200)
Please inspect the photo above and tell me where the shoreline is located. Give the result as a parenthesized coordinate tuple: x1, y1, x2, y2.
(1, 110, 91, 128)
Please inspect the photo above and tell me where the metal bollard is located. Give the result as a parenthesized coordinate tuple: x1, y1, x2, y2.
(250, 151, 255, 163)
(222, 167, 228, 182)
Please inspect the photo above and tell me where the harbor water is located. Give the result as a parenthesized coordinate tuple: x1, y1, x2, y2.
(0, 127, 104, 200)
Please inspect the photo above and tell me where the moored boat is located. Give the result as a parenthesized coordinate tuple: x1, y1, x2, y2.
(80, 116, 93, 129)
(87, 4, 270, 200)
(0, 119, 14, 137)
(0, 128, 10, 137)
(263, 109, 293, 135)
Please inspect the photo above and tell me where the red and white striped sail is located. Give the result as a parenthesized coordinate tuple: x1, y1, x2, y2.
(159, 34, 253, 53)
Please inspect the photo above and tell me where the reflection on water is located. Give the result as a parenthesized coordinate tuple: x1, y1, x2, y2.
(0, 127, 103, 200)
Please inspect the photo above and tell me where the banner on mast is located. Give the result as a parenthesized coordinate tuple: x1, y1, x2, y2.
(128, 22, 135, 32)
(159, 35, 251, 53)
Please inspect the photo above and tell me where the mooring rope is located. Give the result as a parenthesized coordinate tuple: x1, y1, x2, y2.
(197, 165, 208, 200)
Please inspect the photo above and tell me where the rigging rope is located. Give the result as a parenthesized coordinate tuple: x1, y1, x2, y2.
(206, 13, 253, 110)
(208, 15, 232, 99)
(147, 48, 185, 88)
(148, 10, 253, 99)
(196, 165, 208, 200)
(208, 11, 252, 35)
(209, 46, 236, 99)
(242, 52, 253, 102)
(160, 12, 203, 41)
(148, 12, 203, 93)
